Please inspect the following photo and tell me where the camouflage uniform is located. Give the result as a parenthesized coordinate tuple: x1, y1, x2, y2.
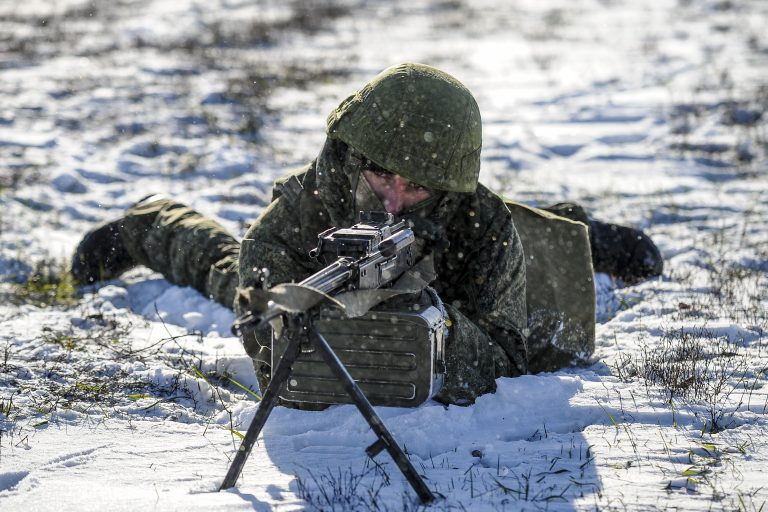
(115, 150, 594, 405)
(80, 64, 598, 406)
(236, 140, 530, 405)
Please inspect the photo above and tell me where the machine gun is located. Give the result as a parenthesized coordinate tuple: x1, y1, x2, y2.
(219, 212, 444, 504)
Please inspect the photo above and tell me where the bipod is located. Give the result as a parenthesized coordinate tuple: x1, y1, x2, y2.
(219, 314, 435, 504)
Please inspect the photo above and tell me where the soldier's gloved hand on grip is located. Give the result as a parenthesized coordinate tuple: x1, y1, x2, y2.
(401, 211, 451, 260)
(234, 267, 271, 317)
(232, 268, 275, 387)
(235, 286, 272, 317)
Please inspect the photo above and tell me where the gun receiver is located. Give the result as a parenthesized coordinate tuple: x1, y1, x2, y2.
(233, 211, 416, 334)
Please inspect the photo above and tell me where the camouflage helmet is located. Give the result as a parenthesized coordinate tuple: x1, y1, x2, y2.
(326, 63, 482, 193)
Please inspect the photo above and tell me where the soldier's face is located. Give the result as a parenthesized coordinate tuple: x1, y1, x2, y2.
(361, 169, 434, 214)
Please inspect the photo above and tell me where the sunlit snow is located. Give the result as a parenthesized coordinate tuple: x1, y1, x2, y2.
(1, 0, 767, 510)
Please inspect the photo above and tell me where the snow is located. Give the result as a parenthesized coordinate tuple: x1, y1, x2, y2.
(2, 0, 768, 510)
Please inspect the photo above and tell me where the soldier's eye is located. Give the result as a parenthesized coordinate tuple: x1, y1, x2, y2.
(363, 160, 394, 178)
(408, 182, 432, 193)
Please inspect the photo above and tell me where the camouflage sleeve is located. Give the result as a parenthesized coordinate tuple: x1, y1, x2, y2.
(434, 192, 528, 405)
(237, 195, 320, 391)
(237, 163, 342, 397)
(237, 196, 317, 301)
(472, 212, 528, 373)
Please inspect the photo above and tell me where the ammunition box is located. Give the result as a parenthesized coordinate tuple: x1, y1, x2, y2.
(273, 304, 445, 407)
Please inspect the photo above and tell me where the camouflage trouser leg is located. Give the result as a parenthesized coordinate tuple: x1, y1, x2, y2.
(120, 197, 240, 309)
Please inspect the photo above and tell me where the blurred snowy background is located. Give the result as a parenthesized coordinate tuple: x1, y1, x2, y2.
(1, 0, 767, 510)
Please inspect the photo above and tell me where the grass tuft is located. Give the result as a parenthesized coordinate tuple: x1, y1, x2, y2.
(612, 325, 765, 433)
(295, 460, 393, 511)
(8, 259, 77, 308)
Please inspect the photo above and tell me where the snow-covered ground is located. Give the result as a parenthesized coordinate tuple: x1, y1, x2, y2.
(1, 0, 767, 510)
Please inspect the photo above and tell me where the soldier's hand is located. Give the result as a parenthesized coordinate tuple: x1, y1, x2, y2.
(236, 286, 272, 316)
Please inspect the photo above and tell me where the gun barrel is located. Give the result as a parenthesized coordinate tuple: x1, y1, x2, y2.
(233, 258, 355, 336)
(299, 257, 354, 294)
(378, 229, 415, 258)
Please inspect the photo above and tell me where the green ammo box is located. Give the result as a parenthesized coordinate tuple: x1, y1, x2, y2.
(273, 304, 445, 407)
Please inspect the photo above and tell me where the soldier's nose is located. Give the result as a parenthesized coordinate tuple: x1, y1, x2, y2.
(381, 190, 405, 213)
(387, 177, 416, 213)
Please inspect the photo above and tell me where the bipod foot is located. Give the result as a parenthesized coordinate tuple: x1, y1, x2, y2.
(219, 318, 306, 491)
(310, 329, 435, 504)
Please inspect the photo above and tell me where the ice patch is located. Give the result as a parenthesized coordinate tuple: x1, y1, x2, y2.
(75, 168, 127, 184)
(546, 144, 583, 157)
(117, 155, 154, 176)
(597, 133, 647, 145)
(0, 471, 28, 492)
(51, 173, 87, 194)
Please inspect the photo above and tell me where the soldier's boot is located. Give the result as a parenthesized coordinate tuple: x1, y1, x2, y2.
(70, 194, 165, 285)
(71, 218, 135, 285)
(544, 202, 663, 284)
(588, 219, 663, 284)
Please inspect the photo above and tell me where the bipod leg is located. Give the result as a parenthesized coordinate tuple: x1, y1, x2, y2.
(219, 321, 304, 491)
(309, 329, 435, 504)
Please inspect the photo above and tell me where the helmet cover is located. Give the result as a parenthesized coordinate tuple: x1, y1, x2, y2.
(327, 63, 482, 193)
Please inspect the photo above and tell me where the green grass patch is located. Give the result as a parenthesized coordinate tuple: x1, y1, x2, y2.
(10, 259, 77, 307)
